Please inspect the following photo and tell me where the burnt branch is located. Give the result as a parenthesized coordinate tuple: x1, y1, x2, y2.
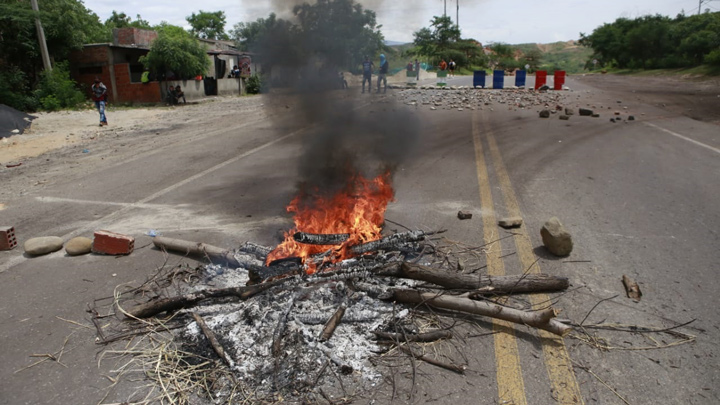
(294, 232, 350, 245)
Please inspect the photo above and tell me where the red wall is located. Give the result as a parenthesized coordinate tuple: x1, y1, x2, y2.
(113, 64, 161, 103)
(114, 28, 158, 47)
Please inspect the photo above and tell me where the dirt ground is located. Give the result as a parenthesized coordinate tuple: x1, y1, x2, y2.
(575, 73, 720, 124)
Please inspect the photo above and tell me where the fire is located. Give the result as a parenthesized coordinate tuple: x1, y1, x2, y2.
(266, 172, 394, 272)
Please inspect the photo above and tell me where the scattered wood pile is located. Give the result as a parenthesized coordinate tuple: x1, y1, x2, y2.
(101, 229, 574, 402)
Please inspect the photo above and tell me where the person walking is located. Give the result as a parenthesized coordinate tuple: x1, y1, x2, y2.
(361, 55, 374, 94)
(91, 77, 108, 126)
(377, 54, 389, 93)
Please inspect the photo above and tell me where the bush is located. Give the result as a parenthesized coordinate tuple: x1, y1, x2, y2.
(246, 74, 262, 94)
(34, 61, 85, 111)
(706, 49, 720, 67)
(0, 67, 37, 111)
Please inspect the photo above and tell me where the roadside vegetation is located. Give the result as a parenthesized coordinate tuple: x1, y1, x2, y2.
(579, 12, 720, 73)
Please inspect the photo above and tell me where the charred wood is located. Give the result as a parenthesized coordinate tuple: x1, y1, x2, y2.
(388, 289, 572, 336)
(272, 294, 297, 357)
(191, 312, 235, 368)
(373, 330, 452, 343)
(238, 241, 272, 260)
(320, 305, 346, 341)
(126, 279, 288, 318)
(248, 261, 301, 283)
(293, 232, 350, 245)
(349, 230, 429, 254)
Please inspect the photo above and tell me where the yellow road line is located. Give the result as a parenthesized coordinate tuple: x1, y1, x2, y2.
(482, 114, 585, 405)
(472, 112, 528, 405)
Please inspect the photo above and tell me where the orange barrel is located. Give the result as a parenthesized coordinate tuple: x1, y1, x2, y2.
(554, 70, 566, 90)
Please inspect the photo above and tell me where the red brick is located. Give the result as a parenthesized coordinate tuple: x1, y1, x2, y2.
(0, 226, 17, 250)
(92, 230, 134, 255)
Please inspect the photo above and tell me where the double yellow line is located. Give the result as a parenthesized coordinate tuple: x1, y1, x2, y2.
(472, 111, 584, 404)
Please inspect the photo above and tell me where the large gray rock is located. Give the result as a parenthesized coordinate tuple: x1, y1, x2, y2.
(65, 237, 92, 256)
(540, 217, 573, 256)
(579, 108, 593, 116)
(24, 236, 64, 256)
(539, 110, 550, 118)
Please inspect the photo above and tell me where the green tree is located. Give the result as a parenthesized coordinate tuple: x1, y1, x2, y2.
(186, 10, 229, 40)
(104, 11, 151, 30)
(230, 13, 301, 67)
(0, 0, 109, 110)
(139, 24, 210, 80)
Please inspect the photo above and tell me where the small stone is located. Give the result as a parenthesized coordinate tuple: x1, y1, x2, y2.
(539, 110, 550, 118)
(457, 211, 473, 220)
(614, 111, 621, 115)
(24, 236, 64, 256)
(559, 115, 570, 120)
(540, 217, 573, 256)
(592, 113, 600, 117)
(610, 118, 616, 123)
(564, 108, 575, 115)
(579, 108, 593, 116)
(65, 237, 92, 256)
(498, 217, 523, 229)
(628, 116, 635, 121)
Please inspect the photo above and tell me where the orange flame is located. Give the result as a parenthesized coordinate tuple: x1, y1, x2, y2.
(266, 172, 394, 272)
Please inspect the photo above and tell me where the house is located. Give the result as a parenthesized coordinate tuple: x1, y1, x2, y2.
(68, 28, 256, 104)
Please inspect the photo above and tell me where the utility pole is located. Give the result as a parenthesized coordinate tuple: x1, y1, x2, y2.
(698, 0, 714, 14)
(457, 0, 459, 31)
(444, 0, 447, 18)
(30, 0, 52, 71)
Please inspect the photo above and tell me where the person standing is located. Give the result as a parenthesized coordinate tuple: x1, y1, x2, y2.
(91, 77, 108, 126)
(439, 59, 448, 71)
(377, 54, 389, 93)
(448, 59, 456, 77)
(361, 55, 374, 94)
(414, 59, 420, 81)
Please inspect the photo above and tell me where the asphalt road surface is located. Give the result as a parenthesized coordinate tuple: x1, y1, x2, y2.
(1, 73, 718, 404)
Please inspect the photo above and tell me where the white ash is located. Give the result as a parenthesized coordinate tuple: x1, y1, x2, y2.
(179, 263, 420, 397)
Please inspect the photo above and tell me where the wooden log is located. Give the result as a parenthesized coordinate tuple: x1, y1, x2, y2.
(389, 289, 571, 336)
(153, 236, 244, 267)
(294, 232, 349, 245)
(622, 275, 642, 301)
(248, 261, 301, 283)
(126, 279, 286, 318)
(374, 262, 569, 294)
(320, 305, 346, 341)
(398, 345, 466, 374)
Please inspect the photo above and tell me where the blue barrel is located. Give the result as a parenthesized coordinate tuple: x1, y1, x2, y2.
(473, 71, 486, 88)
(493, 70, 504, 89)
(515, 70, 526, 87)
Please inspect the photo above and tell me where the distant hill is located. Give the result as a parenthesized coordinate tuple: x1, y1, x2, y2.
(514, 40, 593, 73)
(384, 40, 409, 46)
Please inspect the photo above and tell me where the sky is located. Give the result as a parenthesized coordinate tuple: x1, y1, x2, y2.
(82, 0, 715, 44)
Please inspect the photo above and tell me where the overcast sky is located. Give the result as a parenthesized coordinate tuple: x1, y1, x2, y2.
(83, 0, 714, 44)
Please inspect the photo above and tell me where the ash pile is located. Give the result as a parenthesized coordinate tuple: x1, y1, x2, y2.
(96, 226, 572, 404)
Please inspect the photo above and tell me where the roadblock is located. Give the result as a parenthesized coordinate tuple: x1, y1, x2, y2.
(493, 70, 504, 89)
(515, 70, 526, 87)
(554, 70, 566, 90)
(436, 70, 448, 87)
(535, 70, 547, 89)
(473, 70, 486, 88)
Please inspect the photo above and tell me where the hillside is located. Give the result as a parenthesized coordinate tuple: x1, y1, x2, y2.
(514, 40, 594, 73)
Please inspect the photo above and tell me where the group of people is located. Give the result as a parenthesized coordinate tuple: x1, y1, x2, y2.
(166, 85, 186, 105)
(438, 59, 457, 76)
(361, 54, 390, 94)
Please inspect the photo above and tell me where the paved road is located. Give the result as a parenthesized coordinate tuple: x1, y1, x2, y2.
(1, 74, 718, 404)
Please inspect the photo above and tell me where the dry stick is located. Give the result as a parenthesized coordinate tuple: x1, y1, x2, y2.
(373, 330, 453, 342)
(390, 290, 571, 336)
(320, 304, 347, 342)
(397, 346, 466, 374)
(580, 294, 620, 326)
(191, 312, 234, 369)
(572, 359, 631, 405)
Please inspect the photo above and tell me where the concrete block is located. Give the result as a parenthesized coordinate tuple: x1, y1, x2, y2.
(0, 226, 17, 250)
(92, 230, 134, 255)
